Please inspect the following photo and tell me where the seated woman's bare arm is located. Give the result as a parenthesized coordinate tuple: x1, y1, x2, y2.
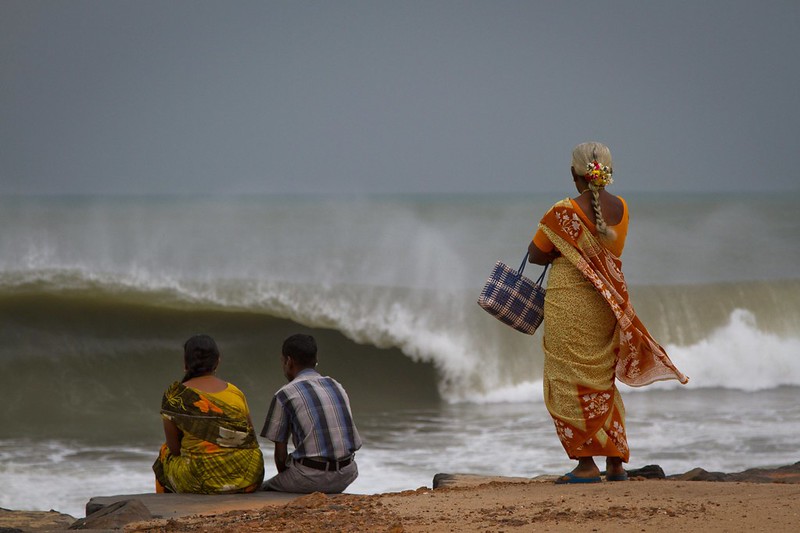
(163, 418, 182, 456)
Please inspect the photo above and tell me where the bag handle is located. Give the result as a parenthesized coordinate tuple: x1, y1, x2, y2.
(517, 251, 549, 282)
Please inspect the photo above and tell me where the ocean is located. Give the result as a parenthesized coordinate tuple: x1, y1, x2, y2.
(1, 193, 798, 517)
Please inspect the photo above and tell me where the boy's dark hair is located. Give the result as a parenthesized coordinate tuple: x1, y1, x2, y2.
(282, 334, 318, 367)
(182, 334, 220, 382)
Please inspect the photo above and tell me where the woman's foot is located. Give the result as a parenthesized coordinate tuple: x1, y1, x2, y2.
(555, 457, 601, 483)
(605, 457, 628, 481)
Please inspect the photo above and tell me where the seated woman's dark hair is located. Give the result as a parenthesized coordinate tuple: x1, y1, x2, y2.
(182, 334, 220, 383)
(282, 334, 318, 367)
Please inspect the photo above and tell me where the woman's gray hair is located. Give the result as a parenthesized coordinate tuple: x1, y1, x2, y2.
(571, 142, 615, 239)
(571, 142, 613, 180)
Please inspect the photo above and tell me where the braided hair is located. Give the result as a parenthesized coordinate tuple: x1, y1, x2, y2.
(571, 142, 616, 241)
(588, 183, 612, 237)
(182, 334, 220, 383)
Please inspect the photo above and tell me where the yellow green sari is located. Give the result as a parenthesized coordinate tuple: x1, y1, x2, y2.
(153, 382, 264, 493)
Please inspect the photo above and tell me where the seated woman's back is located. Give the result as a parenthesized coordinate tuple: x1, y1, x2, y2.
(153, 335, 264, 494)
(184, 374, 229, 394)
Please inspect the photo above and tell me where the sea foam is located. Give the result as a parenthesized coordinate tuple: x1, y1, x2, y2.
(642, 308, 800, 392)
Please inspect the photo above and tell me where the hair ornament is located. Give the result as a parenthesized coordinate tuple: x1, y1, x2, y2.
(585, 160, 613, 188)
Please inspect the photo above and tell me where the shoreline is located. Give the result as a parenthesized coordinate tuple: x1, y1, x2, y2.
(2, 462, 798, 531)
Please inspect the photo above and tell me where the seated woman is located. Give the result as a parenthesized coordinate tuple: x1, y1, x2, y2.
(153, 334, 264, 493)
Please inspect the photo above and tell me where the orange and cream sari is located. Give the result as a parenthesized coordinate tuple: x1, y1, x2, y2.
(535, 198, 687, 461)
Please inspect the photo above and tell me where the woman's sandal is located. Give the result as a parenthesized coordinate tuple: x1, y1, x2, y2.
(554, 472, 602, 484)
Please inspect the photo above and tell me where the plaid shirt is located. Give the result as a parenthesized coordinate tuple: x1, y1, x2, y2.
(260, 369, 362, 461)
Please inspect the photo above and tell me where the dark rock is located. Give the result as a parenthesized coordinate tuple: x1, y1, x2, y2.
(432, 473, 455, 489)
(609, 464, 665, 479)
(671, 467, 729, 482)
(69, 499, 151, 530)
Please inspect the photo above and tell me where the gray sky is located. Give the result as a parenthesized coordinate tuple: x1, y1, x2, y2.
(2, 1, 799, 195)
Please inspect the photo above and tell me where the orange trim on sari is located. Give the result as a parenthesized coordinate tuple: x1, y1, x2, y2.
(534, 198, 629, 258)
(549, 381, 629, 460)
(540, 199, 688, 387)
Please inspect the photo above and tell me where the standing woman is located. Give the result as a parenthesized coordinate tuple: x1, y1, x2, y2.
(153, 335, 264, 493)
(529, 142, 687, 483)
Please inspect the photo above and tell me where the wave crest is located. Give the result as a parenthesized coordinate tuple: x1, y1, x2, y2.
(2, 269, 800, 401)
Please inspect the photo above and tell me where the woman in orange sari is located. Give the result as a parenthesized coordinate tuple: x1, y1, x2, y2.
(529, 142, 687, 483)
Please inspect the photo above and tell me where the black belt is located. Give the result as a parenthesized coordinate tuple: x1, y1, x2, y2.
(296, 456, 353, 472)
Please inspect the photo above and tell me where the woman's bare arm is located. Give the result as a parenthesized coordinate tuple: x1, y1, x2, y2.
(529, 239, 559, 265)
(162, 418, 182, 456)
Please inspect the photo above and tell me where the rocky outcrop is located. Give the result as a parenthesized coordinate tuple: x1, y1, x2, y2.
(434, 464, 667, 488)
(670, 461, 800, 483)
(433, 473, 533, 489)
(85, 491, 299, 521)
(68, 499, 151, 530)
(0, 508, 75, 532)
(671, 467, 729, 482)
(435, 462, 800, 489)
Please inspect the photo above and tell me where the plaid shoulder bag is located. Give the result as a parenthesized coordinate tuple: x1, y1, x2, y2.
(477, 252, 549, 335)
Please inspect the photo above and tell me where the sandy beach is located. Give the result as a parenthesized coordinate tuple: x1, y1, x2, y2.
(122, 479, 800, 532)
(4, 464, 799, 531)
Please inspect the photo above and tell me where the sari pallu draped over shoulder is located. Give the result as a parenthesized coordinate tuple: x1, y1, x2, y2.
(153, 382, 264, 494)
(539, 199, 689, 387)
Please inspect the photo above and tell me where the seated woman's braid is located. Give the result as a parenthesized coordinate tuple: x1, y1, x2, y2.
(182, 335, 220, 382)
